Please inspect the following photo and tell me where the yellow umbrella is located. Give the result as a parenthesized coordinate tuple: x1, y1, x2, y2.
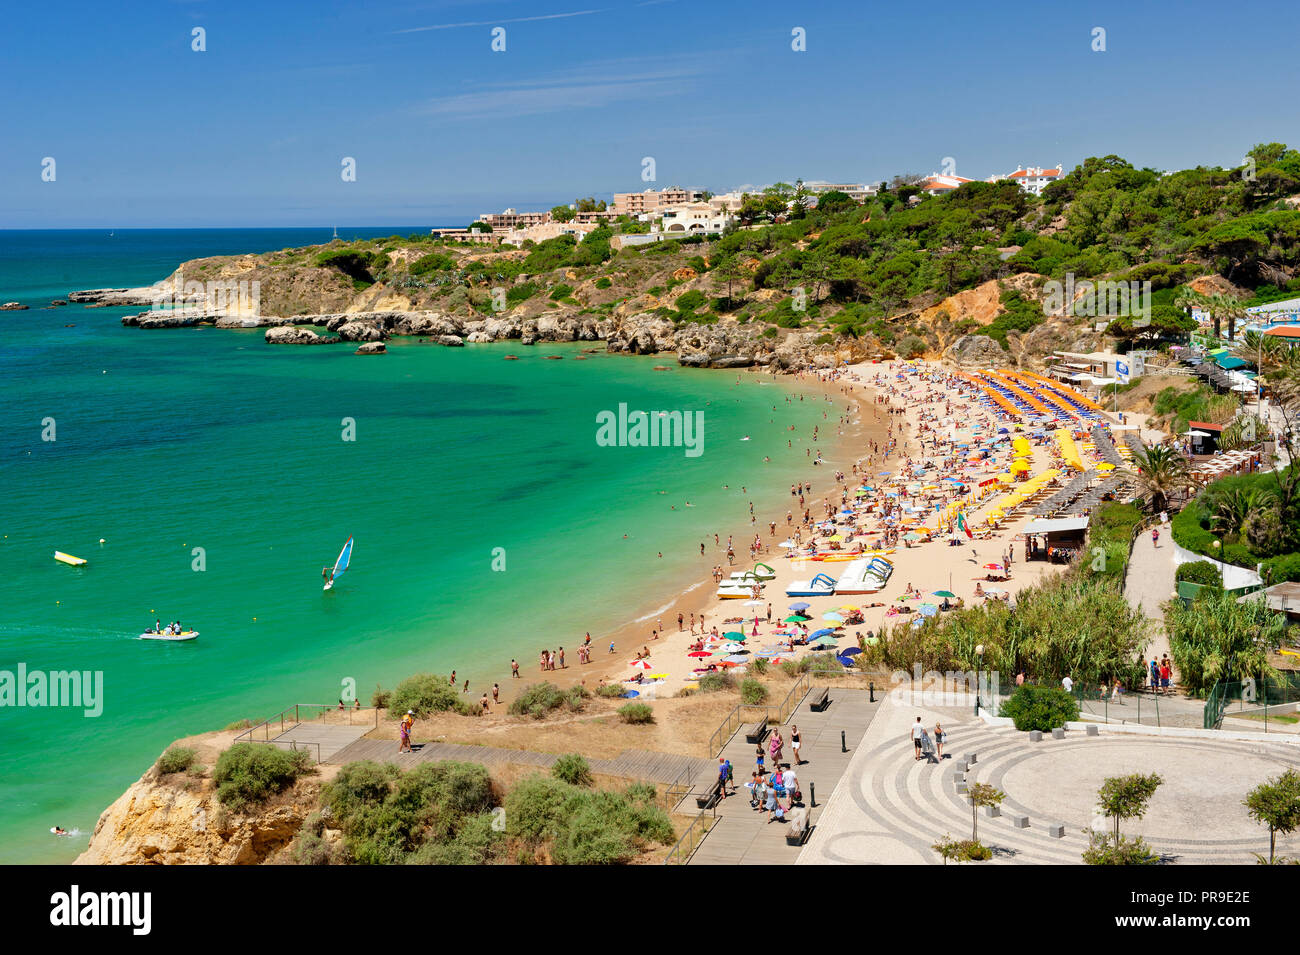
(827, 534, 844, 542)
(1097, 462, 1116, 471)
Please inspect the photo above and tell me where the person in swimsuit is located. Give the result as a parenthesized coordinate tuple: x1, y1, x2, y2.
(398, 711, 413, 753)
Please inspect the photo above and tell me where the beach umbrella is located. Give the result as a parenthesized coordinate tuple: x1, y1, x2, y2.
(783, 614, 808, 623)
(823, 611, 845, 622)
(629, 659, 652, 668)
(722, 643, 746, 653)
(788, 602, 810, 611)
(903, 531, 923, 541)
(810, 628, 835, 639)
(723, 654, 749, 663)
(840, 646, 863, 658)
(686, 651, 711, 658)
(623, 690, 640, 698)
(839, 604, 860, 612)
(723, 631, 745, 639)
(770, 656, 790, 665)
(983, 562, 1004, 571)
(931, 590, 957, 598)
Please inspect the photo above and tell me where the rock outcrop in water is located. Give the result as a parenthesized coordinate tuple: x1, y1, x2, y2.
(265, 326, 338, 345)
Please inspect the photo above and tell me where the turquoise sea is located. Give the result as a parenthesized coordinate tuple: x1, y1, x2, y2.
(0, 229, 833, 863)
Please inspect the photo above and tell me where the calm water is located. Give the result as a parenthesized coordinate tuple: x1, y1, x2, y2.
(0, 229, 829, 862)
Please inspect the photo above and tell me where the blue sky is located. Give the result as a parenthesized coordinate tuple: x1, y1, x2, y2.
(3, 0, 1299, 227)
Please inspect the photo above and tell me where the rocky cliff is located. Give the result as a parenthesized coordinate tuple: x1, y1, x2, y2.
(75, 732, 319, 865)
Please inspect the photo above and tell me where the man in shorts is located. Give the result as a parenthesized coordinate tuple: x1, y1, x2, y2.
(911, 717, 924, 760)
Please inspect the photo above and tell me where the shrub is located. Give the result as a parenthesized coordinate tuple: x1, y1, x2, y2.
(506, 281, 539, 304)
(740, 677, 769, 704)
(595, 277, 612, 289)
(389, 673, 475, 717)
(409, 252, 455, 276)
(750, 657, 770, 675)
(1176, 560, 1223, 587)
(371, 685, 391, 709)
(508, 682, 590, 719)
(549, 283, 575, 301)
(897, 334, 927, 358)
(1082, 831, 1161, 865)
(156, 746, 197, 775)
(552, 754, 594, 786)
(596, 683, 626, 698)
(618, 702, 655, 724)
(697, 671, 735, 692)
(998, 684, 1080, 732)
(932, 836, 992, 864)
(213, 743, 314, 811)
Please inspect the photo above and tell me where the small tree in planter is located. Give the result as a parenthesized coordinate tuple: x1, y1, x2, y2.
(1097, 773, 1163, 842)
(1245, 769, 1300, 864)
(1081, 830, 1160, 865)
(968, 782, 1006, 844)
(932, 835, 992, 864)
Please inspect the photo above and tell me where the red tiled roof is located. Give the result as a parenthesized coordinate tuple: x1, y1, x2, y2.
(1264, 325, 1300, 338)
(1189, 421, 1224, 431)
(1009, 168, 1062, 179)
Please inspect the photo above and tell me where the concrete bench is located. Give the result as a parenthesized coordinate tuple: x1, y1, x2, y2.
(1051, 727, 1065, 740)
(956, 781, 969, 795)
(1028, 730, 1043, 742)
(1086, 725, 1099, 737)
(745, 718, 769, 744)
(809, 688, 830, 712)
(962, 752, 977, 765)
(1012, 814, 1029, 828)
(984, 805, 1001, 818)
(1047, 822, 1065, 838)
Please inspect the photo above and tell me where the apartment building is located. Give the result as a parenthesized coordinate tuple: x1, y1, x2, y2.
(613, 186, 705, 217)
(652, 202, 736, 234)
(477, 208, 551, 230)
(802, 181, 879, 202)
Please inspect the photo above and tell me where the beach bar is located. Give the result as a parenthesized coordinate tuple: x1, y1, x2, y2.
(1020, 516, 1089, 563)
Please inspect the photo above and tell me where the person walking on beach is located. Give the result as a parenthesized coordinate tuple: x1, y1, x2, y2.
(557, 647, 565, 668)
(934, 722, 944, 761)
(911, 717, 924, 760)
(492, 683, 500, 704)
(677, 612, 684, 632)
(718, 757, 732, 799)
(511, 659, 519, 679)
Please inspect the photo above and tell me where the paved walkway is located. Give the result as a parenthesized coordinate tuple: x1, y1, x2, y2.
(799, 696, 1300, 865)
(326, 736, 716, 784)
(1123, 522, 1177, 666)
(682, 685, 882, 865)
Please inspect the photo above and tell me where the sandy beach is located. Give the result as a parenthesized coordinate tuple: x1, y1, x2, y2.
(490, 357, 1104, 710)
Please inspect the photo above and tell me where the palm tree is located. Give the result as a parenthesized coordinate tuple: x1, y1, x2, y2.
(1174, 288, 1247, 344)
(1130, 444, 1191, 514)
(1210, 486, 1273, 539)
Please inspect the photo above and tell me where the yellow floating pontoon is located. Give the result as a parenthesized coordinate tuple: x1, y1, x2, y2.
(54, 551, 86, 566)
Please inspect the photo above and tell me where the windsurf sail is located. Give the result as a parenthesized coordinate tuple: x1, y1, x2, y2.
(330, 536, 353, 583)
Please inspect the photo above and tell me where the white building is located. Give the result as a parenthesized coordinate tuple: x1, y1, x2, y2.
(649, 202, 736, 234)
(919, 173, 975, 195)
(1005, 165, 1063, 196)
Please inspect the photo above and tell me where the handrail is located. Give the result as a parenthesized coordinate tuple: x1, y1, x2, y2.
(706, 672, 814, 756)
(231, 702, 379, 759)
(664, 800, 716, 865)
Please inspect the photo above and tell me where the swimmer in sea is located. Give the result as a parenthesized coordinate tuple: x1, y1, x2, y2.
(51, 826, 68, 836)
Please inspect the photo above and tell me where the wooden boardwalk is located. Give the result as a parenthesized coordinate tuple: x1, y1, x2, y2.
(681, 685, 883, 865)
(327, 736, 716, 785)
